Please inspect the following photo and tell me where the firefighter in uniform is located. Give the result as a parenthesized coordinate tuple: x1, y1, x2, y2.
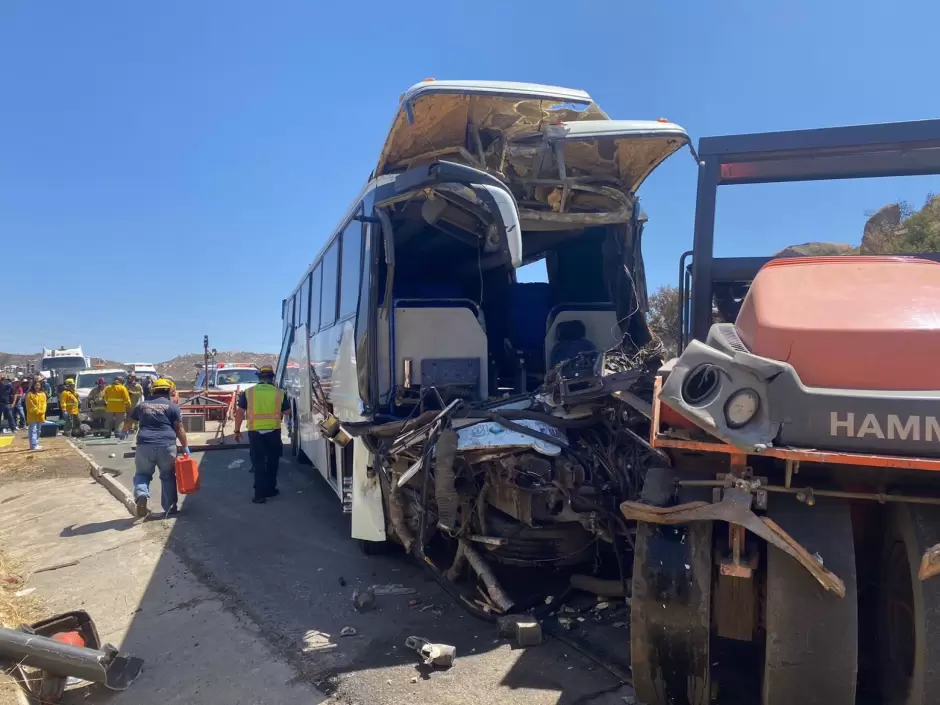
(87, 378, 108, 429)
(103, 376, 131, 436)
(126, 374, 144, 431)
(234, 366, 291, 504)
(60, 379, 81, 436)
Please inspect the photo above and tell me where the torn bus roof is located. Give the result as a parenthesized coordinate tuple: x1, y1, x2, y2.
(375, 79, 690, 227)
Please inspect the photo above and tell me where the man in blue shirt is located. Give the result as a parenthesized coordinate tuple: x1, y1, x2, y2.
(123, 378, 190, 518)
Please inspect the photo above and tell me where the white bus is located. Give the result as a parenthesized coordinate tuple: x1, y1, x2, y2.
(276, 79, 690, 551)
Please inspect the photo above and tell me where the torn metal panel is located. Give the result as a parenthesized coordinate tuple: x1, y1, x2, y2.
(457, 419, 565, 458)
(621, 488, 846, 597)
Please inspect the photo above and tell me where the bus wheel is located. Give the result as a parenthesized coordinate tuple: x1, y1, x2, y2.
(631, 521, 713, 705)
(878, 503, 940, 705)
(763, 497, 858, 705)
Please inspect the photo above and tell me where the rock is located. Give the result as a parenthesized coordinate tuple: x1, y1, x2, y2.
(864, 203, 902, 236)
(353, 587, 375, 613)
(513, 620, 542, 646)
(774, 242, 855, 258)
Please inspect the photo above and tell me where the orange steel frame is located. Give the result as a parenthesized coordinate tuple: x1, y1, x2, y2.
(649, 376, 940, 473)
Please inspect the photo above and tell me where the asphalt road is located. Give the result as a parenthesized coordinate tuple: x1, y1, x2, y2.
(79, 436, 636, 705)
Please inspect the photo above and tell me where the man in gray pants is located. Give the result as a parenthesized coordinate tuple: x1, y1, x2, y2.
(123, 378, 190, 518)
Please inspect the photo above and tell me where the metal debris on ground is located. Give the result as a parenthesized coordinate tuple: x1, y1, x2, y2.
(371, 583, 417, 596)
(352, 587, 375, 613)
(405, 636, 456, 668)
(0, 610, 143, 700)
(340, 626, 358, 637)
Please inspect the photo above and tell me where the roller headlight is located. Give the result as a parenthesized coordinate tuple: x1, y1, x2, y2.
(724, 388, 760, 429)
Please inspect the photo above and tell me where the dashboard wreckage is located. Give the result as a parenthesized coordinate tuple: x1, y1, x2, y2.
(282, 80, 940, 705)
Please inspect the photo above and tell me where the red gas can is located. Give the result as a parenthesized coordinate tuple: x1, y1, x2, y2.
(175, 454, 200, 494)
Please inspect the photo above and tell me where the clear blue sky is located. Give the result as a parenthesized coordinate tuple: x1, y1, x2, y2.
(2, 0, 938, 361)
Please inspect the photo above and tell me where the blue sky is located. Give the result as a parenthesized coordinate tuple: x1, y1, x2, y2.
(2, 0, 938, 361)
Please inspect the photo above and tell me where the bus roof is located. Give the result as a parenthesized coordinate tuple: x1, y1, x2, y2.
(376, 79, 692, 218)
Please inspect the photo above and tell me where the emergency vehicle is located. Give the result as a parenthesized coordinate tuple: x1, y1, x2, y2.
(193, 363, 260, 393)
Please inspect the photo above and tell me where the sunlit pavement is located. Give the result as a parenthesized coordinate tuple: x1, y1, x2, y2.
(78, 437, 635, 704)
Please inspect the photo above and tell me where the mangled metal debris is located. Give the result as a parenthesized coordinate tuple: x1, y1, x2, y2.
(0, 610, 143, 702)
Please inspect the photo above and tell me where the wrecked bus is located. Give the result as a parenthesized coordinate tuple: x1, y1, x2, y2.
(276, 79, 689, 575)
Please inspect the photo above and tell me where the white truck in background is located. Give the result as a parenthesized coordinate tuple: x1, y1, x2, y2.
(40, 346, 91, 415)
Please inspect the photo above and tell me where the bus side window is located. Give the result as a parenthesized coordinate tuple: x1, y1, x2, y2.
(339, 219, 363, 320)
(309, 263, 322, 335)
(321, 241, 339, 329)
(299, 273, 310, 329)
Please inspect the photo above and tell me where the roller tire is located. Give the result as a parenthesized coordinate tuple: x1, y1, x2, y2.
(878, 503, 940, 705)
(763, 497, 858, 705)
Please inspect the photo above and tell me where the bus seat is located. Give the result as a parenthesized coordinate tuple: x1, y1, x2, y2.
(385, 301, 489, 403)
(507, 283, 553, 373)
(549, 320, 597, 367)
(544, 303, 621, 369)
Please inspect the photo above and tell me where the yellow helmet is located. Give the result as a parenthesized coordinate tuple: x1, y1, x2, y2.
(151, 378, 173, 392)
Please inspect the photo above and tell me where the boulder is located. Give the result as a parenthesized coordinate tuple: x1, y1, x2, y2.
(774, 242, 855, 258)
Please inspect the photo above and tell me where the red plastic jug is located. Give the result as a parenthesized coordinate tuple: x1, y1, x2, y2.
(175, 453, 200, 494)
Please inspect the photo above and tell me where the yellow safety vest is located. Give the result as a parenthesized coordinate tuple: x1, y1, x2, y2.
(246, 384, 283, 431)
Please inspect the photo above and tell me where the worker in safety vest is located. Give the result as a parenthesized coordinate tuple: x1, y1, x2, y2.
(60, 379, 81, 437)
(234, 365, 291, 504)
(103, 376, 131, 437)
(87, 378, 108, 429)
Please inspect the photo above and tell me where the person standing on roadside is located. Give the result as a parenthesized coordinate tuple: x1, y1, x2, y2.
(126, 375, 144, 431)
(233, 365, 291, 504)
(103, 376, 131, 437)
(0, 375, 16, 435)
(122, 378, 189, 518)
(25, 379, 47, 451)
(12, 379, 27, 429)
(60, 379, 81, 436)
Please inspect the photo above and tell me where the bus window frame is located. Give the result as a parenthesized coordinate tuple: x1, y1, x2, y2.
(338, 210, 365, 322)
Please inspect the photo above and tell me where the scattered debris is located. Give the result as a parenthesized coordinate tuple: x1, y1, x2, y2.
(622, 695, 638, 704)
(612, 622, 627, 628)
(411, 676, 418, 684)
(513, 619, 542, 646)
(544, 596, 554, 605)
(13, 588, 35, 598)
(405, 636, 456, 668)
(596, 601, 610, 611)
(371, 583, 417, 596)
(557, 616, 576, 631)
(108, 453, 116, 459)
(227, 459, 245, 469)
(33, 560, 79, 575)
(408, 599, 422, 607)
(340, 626, 358, 637)
(352, 587, 376, 613)
(0, 610, 142, 698)
(338, 576, 347, 587)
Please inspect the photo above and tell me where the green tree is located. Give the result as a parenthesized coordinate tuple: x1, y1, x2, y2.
(647, 285, 681, 358)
